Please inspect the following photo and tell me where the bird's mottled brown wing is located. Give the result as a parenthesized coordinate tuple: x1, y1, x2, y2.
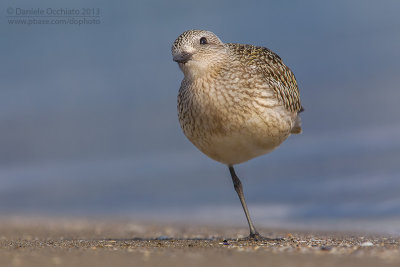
(227, 43, 302, 113)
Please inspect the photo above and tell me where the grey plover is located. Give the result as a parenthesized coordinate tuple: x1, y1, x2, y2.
(172, 30, 303, 240)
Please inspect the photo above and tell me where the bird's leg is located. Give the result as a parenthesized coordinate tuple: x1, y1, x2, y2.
(228, 166, 276, 241)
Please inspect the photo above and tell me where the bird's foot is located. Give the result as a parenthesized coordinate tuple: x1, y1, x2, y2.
(238, 232, 283, 242)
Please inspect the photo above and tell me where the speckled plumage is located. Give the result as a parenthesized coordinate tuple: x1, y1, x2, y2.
(172, 30, 303, 165)
(172, 30, 304, 239)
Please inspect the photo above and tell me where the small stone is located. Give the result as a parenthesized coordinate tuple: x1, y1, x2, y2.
(320, 246, 332, 251)
(360, 241, 374, 247)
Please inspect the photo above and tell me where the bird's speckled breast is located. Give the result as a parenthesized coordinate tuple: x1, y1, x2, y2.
(177, 67, 296, 165)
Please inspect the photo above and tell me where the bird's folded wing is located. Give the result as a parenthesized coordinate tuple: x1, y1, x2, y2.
(254, 46, 302, 113)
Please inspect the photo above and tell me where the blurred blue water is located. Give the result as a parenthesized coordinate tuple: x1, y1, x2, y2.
(1, 0, 400, 233)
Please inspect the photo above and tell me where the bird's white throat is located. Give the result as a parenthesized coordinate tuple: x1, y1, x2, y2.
(180, 60, 213, 81)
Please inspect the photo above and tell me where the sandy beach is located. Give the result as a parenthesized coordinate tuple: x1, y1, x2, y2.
(0, 217, 399, 267)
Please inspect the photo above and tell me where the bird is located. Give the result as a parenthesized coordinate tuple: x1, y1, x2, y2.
(171, 29, 303, 240)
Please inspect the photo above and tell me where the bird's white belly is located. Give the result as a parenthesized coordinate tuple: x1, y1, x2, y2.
(188, 112, 293, 165)
(201, 132, 282, 165)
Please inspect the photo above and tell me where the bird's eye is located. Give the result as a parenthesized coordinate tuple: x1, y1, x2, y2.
(200, 37, 208, 45)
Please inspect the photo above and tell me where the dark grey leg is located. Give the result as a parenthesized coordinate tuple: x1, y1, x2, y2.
(228, 166, 259, 238)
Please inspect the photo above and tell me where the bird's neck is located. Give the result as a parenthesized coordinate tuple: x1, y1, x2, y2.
(182, 59, 225, 82)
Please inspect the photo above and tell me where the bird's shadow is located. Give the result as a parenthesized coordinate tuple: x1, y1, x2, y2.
(97, 236, 284, 242)
(100, 237, 218, 242)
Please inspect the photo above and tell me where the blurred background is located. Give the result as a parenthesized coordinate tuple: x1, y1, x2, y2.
(1, 0, 400, 233)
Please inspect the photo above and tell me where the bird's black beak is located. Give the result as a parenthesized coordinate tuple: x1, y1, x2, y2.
(173, 52, 192, 64)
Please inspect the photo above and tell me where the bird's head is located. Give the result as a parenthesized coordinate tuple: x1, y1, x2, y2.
(172, 30, 227, 79)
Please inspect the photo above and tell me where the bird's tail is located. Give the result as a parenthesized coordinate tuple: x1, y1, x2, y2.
(291, 115, 302, 134)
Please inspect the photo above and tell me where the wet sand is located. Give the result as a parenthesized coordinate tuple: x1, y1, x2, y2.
(1, 217, 400, 267)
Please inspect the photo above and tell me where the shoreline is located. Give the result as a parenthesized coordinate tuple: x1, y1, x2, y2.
(1, 218, 400, 266)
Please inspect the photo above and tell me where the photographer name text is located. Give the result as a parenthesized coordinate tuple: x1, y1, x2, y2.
(8, 7, 100, 16)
